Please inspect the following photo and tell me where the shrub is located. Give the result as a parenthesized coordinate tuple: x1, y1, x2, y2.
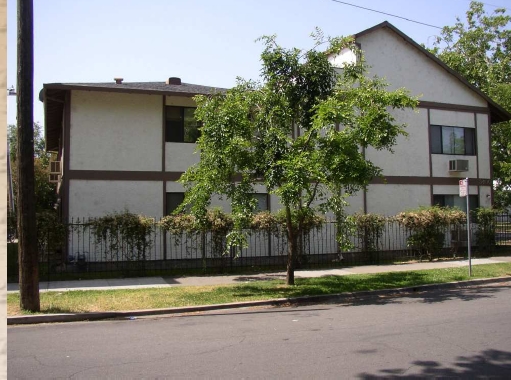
(395, 206, 465, 261)
(473, 207, 497, 253)
(36, 210, 67, 261)
(88, 210, 155, 261)
(250, 211, 279, 233)
(348, 213, 387, 252)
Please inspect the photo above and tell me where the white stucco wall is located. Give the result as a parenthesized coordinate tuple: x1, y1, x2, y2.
(166, 95, 196, 107)
(165, 143, 200, 172)
(429, 109, 475, 127)
(70, 91, 162, 171)
(365, 108, 429, 177)
(433, 185, 478, 195)
(366, 184, 431, 215)
(479, 186, 492, 208)
(327, 47, 357, 67)
(68, 179, 163, 219)
(476, 113, 491, 179)
(356, 27, 487, 107)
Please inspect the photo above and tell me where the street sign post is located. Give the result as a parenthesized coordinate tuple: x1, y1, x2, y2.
(459, 178, 471, 276)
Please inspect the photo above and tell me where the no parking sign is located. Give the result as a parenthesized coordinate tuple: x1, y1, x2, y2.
(459, 179, 468, 197)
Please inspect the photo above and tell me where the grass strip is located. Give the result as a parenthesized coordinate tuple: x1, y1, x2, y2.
(8, 262, 511, 316)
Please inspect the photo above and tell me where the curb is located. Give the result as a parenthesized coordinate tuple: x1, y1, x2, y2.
(8, 276, 511, 325)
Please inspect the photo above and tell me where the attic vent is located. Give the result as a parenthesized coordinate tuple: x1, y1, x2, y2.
(114, 77, 124, 84)
(166, 77, 181, 85)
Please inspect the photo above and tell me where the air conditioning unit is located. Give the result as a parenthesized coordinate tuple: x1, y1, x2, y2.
(49, 173, 61, 183)
(49, 160, 61, 174)
(449, 159, 469, 172)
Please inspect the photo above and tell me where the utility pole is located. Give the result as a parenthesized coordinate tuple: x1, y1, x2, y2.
(17, 0, 39, 311)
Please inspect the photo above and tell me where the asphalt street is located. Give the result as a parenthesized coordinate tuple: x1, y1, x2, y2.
(8, 281, 511, 379)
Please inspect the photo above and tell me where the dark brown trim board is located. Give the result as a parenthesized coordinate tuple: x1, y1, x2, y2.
(488, 113, 494, 206)
(427, 108, 433, 204)
(162, 96, 166, 172)
(370, 176, 492, 187)
(474, 113, 481, 201)
(162, 96, 168, 259)
(418, 101, 489, 115)
(67, 169, 493, 188)
(67, 170, 183, 181)
(63, 91, 71, 224)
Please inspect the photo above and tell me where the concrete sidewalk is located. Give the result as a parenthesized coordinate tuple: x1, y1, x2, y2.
(7, 256, 511, 293)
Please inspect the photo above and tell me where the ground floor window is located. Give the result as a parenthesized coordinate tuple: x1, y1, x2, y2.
(166, 192, 185, 215)
(433, 194, 479, 213)
(252, 193, 269, 212)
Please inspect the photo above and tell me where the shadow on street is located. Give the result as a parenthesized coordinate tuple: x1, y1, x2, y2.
(358, 349, 511, 378)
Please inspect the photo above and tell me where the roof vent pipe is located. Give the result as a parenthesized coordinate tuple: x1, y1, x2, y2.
(166, 77, 181, 85)
(114, 77, 124, 84)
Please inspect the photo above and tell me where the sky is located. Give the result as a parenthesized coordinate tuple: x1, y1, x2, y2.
(6, 0, 511, 128)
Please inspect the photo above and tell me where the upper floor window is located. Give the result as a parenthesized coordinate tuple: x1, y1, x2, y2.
(165, 106, 201, 143)
(430, 125, 476, 155)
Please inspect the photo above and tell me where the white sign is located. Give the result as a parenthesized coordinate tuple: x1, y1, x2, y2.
(459, 179, 468, 197)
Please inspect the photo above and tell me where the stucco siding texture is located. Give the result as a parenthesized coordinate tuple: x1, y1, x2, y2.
(344, 192, 364, 215)
(433, 185, 478, 195)
(357, 28, 487, 107)
(70, 91, 162, 171)
(165, 143, 200, 172)
(429, 109, 475, 127)
(365, 108, 429, 177)
(476, 113, 491, 179)
(366, 184, 431, 215)
(68, 180, 163, 219)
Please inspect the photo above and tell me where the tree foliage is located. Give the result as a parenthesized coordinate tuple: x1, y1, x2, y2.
(8, 123, 57, 213)
(180, 32, 418, 284)
(428, 1, 511, 208)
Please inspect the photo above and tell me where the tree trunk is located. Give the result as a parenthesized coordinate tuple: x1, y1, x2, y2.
(285, 206, 296, 285)
(17, 0, 39, 311)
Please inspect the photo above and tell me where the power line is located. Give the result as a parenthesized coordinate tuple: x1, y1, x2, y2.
(331, 0, 443, 29)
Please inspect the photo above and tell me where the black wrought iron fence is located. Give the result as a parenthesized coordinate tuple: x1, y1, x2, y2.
(9, 212, 511, 281)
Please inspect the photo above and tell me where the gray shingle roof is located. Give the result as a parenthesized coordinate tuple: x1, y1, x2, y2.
(43, 81, 227, 96)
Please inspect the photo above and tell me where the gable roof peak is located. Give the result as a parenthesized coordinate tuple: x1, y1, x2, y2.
(353, 21, 510, 123)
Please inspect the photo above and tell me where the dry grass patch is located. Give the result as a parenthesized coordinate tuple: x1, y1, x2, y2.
(7, 262, 511, 316)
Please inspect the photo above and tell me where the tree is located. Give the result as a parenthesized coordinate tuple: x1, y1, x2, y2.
(428, 1, 511, 208)
(180, 32, 418, 285)
(8, 123, 57, 214)
(17, 0, 39, 311)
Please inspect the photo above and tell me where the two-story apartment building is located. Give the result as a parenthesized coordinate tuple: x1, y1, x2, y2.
(41, 22, 511, 225)
(330, 22, 510, 216)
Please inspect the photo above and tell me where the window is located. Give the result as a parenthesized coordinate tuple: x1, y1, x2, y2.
(433, 194, 479, 213)
(165, 106, 201, 143)
(430, 125, 475, 155)
(166, 192, 185, 215)
(252, 193, 269, 211)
